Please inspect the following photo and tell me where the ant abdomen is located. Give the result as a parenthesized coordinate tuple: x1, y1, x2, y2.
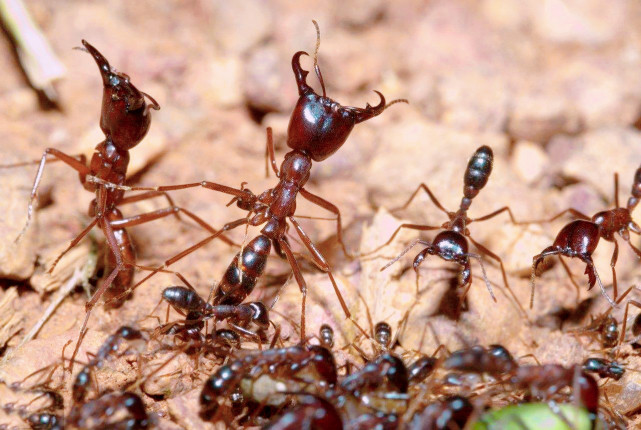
(215, 235, 271, 306)
(463, 145, 493, 203)
(163, 286, 209, 313)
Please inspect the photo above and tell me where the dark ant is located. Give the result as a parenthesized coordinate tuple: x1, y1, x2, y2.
(510, 364, 599, 416)
(443, 344, 517, 379)
(162, 285, 269, 339)
(73, 326, 145, 403)
(0, 40, 231, 369)
(374, 145, 527, 317)
(408, 395, 474, 430)
(374, 322, 392, 349)
(319, 324, 335, 349)
(67, 391, 150, 429)
(95, 22, 406, 341)
(583, 357, 625, 381)
(407, 356, 437, 386)
(263, 394, 343, 430)
(530, 167, 641, 307)
(199, 344, 337, 421)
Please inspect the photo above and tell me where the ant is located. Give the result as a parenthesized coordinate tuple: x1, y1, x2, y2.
(199, 344, 337, 421)
(374, 145, 527, 317)
(319, 324, 335, 349)
(95, 21, 406, 342)
(67, 391, 150, 429)
(162, 285, 269, 340)
(263, 394, 343, 430)
(443, 344, 517, 379)
(583, 357, 625, 381)
(530, 167, 641, 307)
(409, 395, 474, 430)
(510, 364, 599, 416)
(1, 40, 230, 369)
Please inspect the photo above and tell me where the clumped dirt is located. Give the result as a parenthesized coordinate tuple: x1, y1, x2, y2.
(2, 0, 641, 428)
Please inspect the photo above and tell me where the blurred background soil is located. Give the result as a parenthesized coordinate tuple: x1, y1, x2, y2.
(2, 0, 641, 427)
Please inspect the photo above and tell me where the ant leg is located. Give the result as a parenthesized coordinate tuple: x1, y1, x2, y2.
(16, 148, 90, 241)
(621, 231, 641, 258)
(464, 254, 496, 303)
(468, 236, 527, 318)
(117, 190, 183, 221)
(530, 247, 562, 308)
(49, 217, 100, 273)
(614, 173, 620, 208)
(276, 237, 308, 342)
(298, 188, 358, 259)
(264, 127, 279, 178)
(520, 208, 591, 225)
(116, 217, 249, 301)
(558, 257, 581, 305)
(470, 206, 520, 224)
(580, 254, 616, 307)
(610, 239, 620, 301)
(288, 217, 371, 340)
(85, 176, 248, 199)
(110, 206, 236, 246)
(382, 239, 432, 272)
(619, 299, 641, 346)
(390, 183, 449, 215)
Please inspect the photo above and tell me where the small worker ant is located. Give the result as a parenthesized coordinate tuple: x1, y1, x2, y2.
(531, 167, 641, 307)
(373, 145, 527, 317)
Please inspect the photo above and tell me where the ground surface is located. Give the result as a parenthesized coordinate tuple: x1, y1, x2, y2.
(2, 0, 641, 428)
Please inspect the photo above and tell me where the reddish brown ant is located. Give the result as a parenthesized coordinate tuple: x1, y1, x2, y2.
(67, 391, 150, 429)
(98, 22, 406, 341)
(443, 344, 517, 379)
(199, 344, 337, 421)
(162, 285, 269, 340)
(408, 395, 474, 430)
(374, 145, 527, 317)
(530, 167, 641, 307)
(263, 394, 343, 430)
(0, 40, 231, 369)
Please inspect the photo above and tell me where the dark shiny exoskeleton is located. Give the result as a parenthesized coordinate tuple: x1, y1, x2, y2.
(409, 396, 474, 430)
(341, 353, 409, 397)
(162, 286, 269, 339)
(319, 324, 335, 349)
(407, 356, 437, 385)
(67, 391, 149, 430)
(263, 394, 344, 430)
(113, 23, 404, 341)
(531, 167, 641, 306)
(27, 413, 63, 430)
(378, 146, 526, 317)
(583, 357, 625, 381)
(444, 344, 517, 379)
(510, 365, 599, 415)
(199, 344, 337, 421)
(73, 326, 144, 403)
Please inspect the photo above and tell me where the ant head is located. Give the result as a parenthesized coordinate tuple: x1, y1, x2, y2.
(286, 51, 386, 162)
(248, 302, 269, 328)
(82, 40, 160, 151)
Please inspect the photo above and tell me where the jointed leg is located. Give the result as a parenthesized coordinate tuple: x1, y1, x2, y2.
(463, 253, 496, 303)
(471, 206, 521, 224)
(289, 216, 370, 339)
(18, 148, 89, 241)
(276, 237, 309, 342)
(117, 190, 182, 222)
(614, 173, 620, 208)
(382, 239, 432, 272)
(390, 183, 449, 215)
(518, 208, 591, 225)
(468, 236, 527, 318)
(264, 127, 279, 178)
(85, 176, 248, 199)
(619, 299, 641, 346)
(580, 255, 615, 307)
(610, 239, 620, 301)
(109, 206, 236, 246)
(530, 248, 563, 308)
(49, 218, 99, 273)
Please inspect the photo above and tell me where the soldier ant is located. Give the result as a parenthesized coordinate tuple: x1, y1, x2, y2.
(374, 146, 527, 317)
(97, 22, 406, 341)
(530, 167, 641, 307)
(1, 40, 231, 369)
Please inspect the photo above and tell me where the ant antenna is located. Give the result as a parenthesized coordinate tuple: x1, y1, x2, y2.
(384, 98, 409, 110)
(311, 20, 326, 97)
